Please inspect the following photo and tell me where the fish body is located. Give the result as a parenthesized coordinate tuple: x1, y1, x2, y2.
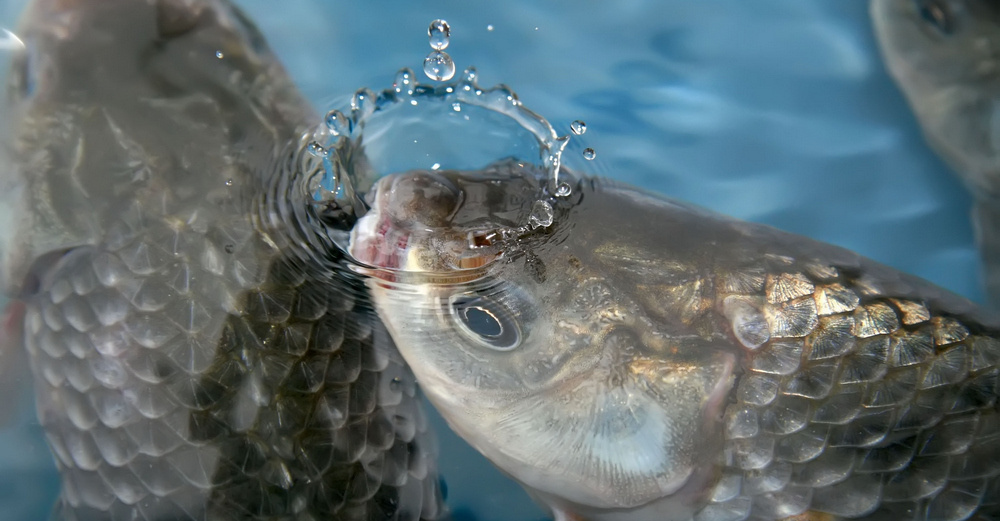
(351, 162, 1000, 521)
(3, 0, 444, 519)
(870, 0, 1000, 303)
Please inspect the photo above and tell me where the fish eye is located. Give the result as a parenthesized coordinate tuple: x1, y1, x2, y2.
(450, 295, 521, 351)
(915, 0, 955, 34)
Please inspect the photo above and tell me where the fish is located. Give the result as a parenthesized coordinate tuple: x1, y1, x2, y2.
(1, 0, 445, 519)
(350, 160, 1000, 521)
(870, 0, 1000, 304)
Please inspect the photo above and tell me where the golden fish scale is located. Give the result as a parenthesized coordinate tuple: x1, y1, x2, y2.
(648, 257, 1000, 521)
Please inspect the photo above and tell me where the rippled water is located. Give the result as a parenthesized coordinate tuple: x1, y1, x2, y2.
(0, 1, 981, 520)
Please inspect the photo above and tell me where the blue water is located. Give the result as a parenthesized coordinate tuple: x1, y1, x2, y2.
(0, 1, 982, 520)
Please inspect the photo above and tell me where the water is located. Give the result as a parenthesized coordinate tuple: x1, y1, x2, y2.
(0, 1, 983, 520)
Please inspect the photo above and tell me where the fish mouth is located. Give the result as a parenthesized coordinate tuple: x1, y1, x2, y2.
(348, 191, 501, 279)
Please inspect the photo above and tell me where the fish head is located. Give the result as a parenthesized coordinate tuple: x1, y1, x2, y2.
(0, 0, 311, 296)
(350, 162, 736, 520)
(871, 0, 1000, 194)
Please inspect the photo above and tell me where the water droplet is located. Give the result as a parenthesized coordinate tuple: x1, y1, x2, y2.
(486, 24, 494, 32)
(325, 110, 350, 136)
(423, 50, 456, 81)
(528, 200, 554, 229)
(462, 67, 478, 82)
(428, 19, 451, 51)
(583, 148, 597, 160)
(570, 120, 587, 135)
(307, 141, 328, 158)
(393, 68, 415, 96)
(224, 179, 233, 187)
(224, 244, 235, 254)
(351, 88, 377, 120)
(390, 377, 402, 391)
(555, 183, 572, 197)
(215, 51, 224, 59)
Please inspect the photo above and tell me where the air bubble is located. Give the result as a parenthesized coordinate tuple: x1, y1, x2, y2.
(428, 19, 451, 51)
(306, 141, 328, 158)
(325, 109, 350, 136)
(583, 148, 596, 160)
(570, 120, 587, 135)
(424, 51, 456, 81)
(528, 200, 554, 229)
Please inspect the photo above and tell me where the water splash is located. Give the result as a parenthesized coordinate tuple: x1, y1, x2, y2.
(297, 22, 601, 269)
(306, 66, 574, 211)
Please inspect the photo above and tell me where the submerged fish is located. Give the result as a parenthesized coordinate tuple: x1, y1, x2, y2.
(870, 0, 1000, 303)
(351, 161, 1000, 521)
(2, 0, 444, 519)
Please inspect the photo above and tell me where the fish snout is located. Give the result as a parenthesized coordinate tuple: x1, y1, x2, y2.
(382, 171, 463, 228)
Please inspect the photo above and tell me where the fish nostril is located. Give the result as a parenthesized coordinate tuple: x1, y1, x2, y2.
(915, 0, 956, 35)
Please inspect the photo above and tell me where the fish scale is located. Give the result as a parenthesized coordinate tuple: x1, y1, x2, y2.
(604, 200, 1000, 521)
(2, 0, 445, 519)
(698, 263, 1000, 521)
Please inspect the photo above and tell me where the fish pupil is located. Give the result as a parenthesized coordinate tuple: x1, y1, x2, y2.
(451, 295, 522, 350)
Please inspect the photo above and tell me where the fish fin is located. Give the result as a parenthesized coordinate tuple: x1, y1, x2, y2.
(0, 299, 29, 427)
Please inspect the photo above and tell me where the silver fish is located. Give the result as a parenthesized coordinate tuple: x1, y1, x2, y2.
(870, 0, 1000, 304)
(1, 0, 444, 519)
(350, 161, 1000, 521)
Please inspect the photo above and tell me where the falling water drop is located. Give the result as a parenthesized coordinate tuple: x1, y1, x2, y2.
(487, 24, 494, 32)
(528, 200, 554, 229)
(215, 51, 224, 59)
(423, 51, 456, 81)
(582, 148, 596, 160)
(225, 179, 233, 187)
(570, 120, 587, 135)
(428, 19, 451, 51)
(555, 183, 572, 197)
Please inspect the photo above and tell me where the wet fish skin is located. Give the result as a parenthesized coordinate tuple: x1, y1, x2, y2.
(870, 0, 1000, 303)
(352, 162, 1000, 521)
(3, 0, 444, 519)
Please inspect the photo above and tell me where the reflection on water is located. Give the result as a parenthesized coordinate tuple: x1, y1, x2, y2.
(0, 1, 983, 520)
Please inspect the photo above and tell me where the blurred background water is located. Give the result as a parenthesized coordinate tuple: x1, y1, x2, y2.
(0, 0, 982, 519)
